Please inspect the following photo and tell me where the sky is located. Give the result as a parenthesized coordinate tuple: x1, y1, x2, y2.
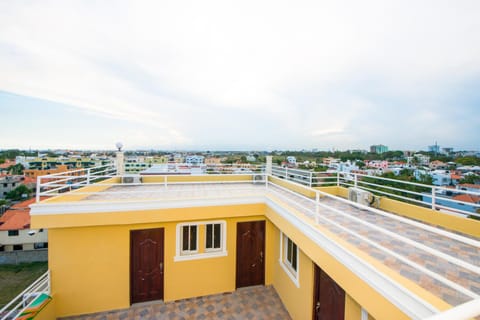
(0, 0, 479, 152)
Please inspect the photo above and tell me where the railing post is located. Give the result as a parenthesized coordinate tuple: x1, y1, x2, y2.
(36, 176, 41, 203)
(285, 166, 288, 180)
(86, 168, 91, 185)
(431, 186, 436, 210)
(337, 171, 340, 187)
(354, 173, 358, 188)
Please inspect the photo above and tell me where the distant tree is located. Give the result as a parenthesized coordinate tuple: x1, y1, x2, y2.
(455, 156, 480, 166)
(356, 161, 365, 169)
(460, 174, 480, 185)
(5, 185, 32, 201)
(8, 163, 24, 175)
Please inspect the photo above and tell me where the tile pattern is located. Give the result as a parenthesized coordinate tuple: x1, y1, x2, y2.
(267, 185, 480, 306)
(61, 285, 291, 320)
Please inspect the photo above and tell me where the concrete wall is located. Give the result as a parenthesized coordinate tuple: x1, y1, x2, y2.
(0, 249, 48, 264)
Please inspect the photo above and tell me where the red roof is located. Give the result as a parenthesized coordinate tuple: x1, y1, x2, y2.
(452, 194, 480, 204)
(459, 184, 480, 189)
(451, 174, 462, 180)
(0, 159, 15, 169)
(0, 197, 48, 231)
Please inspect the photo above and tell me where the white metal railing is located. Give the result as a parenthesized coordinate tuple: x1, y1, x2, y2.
(265, 179, 480, 319)
(271, 165, 480, 218)
(423, 297, 480, 320)
(124, 162, 266, 174)
(0, 270, 50, 320)
(36, 164, 117, 202)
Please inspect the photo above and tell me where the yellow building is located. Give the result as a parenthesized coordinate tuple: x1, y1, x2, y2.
(27, 163, 480, 320)
(24, 164, 71, 179)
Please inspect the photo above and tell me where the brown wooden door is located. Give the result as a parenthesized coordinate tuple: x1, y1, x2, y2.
(313, 264, 345, 320)
(236, 220, 265, 288)
(130, 228, 164, 304)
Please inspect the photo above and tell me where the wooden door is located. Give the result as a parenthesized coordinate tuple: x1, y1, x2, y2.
(236, 220, 265, 288)
(130, 228, 164, 304)
(313, 264, 345, 320)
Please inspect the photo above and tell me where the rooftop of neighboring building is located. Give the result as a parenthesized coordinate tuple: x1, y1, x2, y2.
(0, 197, 48, 230)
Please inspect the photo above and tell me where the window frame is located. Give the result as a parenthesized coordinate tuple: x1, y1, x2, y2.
(205, 222, 222, 252)
(8, 230, 19, 237)
(279, 232, 300, 287)
(175, 220, 227, 262)
(180, 224, 199, 255)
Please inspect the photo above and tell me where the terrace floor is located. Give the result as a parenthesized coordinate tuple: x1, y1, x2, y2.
(61, 285, 291, 320)
(73, 181, 480, 307)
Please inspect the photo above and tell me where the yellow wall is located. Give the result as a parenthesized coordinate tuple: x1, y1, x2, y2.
(317, 186, 480, 237)
(269, 176, 316, 198)
(48, 212, 267, 318)
(270, 223, 314, 320)
(379, 197, 480, 237)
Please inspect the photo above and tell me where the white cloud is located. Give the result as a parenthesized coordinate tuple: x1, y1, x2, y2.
(0, 0, 479, 150)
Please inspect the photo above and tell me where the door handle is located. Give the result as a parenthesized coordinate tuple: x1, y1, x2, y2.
(260, 251, 263, 262)
(159, 262, 164, 273)
(315, 301, 321, 312)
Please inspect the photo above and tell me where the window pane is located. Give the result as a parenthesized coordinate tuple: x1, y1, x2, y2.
(190, 225, 197, 251)
(292, 243, 297, 271)
(182, 226, 189, 251)
(213, 224, 221, 248)
(287, 238, 292, 263)
(206, 224, 213, 248)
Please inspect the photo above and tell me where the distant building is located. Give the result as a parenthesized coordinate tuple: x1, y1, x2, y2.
(442, 147, 454, 155)
(0, 197, 48, 252)
(185, 155, 205, 165)
(370, 144, 388, 154)
(0, 175, 23, 199)
(286, 156, 296, 165)
(428, 143, 440, 154)
(429, 160, 447, 170)
(24, 164, 71, 179)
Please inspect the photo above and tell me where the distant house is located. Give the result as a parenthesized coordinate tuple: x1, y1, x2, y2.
(0, 197, 48, 252)
(0, 175, 24, 199)
(286, 156, 296, 165)
(185, 155, 205, 165)
(429, 160, 447, 170)
(430, 170, 452, 186)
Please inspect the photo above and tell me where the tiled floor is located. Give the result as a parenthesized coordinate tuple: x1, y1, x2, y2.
(62, 286, 291, 320)
(266, 184, 480, 306)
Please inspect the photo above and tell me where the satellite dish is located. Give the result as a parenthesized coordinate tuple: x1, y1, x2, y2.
(115, 142, 123, 151)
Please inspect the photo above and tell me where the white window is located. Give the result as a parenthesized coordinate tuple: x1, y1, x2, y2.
(205, 223, 222, 251)
(175, 221, 227, 261)
(280, 232, 300, 287)
(181, 224, 198, 254)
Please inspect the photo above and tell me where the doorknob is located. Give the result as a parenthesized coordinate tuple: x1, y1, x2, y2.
(159, 262, 164, 272)
(315, 301, 321, 312)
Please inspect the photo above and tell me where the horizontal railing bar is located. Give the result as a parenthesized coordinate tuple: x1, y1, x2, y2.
(266, 184, 478, 299)
(423, 297, 480, 320)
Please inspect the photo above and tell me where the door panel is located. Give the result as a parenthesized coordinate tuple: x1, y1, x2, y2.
(236, 221, 265, 288)
(313, 264, 345, 320)
(130, 228, 164, 304)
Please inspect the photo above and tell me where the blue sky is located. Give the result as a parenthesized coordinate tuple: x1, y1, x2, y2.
(0, 0, 479, 151)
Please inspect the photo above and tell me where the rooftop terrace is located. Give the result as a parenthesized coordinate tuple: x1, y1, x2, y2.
(26, 164, 480, 320)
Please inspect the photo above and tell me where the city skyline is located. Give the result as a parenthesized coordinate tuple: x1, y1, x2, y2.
(1, 1, 479, 151)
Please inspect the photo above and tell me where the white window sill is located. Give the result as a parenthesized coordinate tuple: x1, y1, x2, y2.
(174, 250, 228, 262)
(279, 259, 300, 288)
